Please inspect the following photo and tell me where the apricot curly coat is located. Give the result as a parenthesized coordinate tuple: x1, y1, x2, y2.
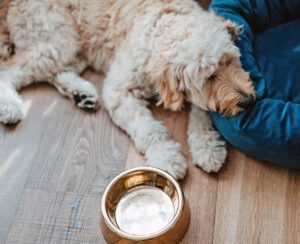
(0, 0, 255, 179)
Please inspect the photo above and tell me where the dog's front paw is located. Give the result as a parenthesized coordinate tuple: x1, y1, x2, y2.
(0, 96, 23, 124)
(189, 131, 227, 173)
(73, 84, 100, 111)
(146, 140, 187, 180)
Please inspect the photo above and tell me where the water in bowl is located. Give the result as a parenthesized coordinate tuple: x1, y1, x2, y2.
(115, 186, 175, 236)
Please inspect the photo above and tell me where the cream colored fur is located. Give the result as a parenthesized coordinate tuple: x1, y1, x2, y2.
(0, 0, 256, 179)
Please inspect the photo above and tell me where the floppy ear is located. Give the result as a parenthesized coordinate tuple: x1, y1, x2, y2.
(224, 20, 241, 40)
(157, 78, 185, 111)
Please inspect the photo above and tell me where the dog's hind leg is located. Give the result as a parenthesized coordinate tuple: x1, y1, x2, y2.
(103, 54, 187, 180)
(187, 105, 227, 172)
(53, 71, 100, 111)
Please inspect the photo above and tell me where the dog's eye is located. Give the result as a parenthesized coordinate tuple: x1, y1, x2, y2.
(208, 74, 216, 81)
(226, 59, 232, 66)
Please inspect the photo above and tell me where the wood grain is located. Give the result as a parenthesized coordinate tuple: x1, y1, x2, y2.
(0, 71, 129, 243)
(1, 69, 300, 244)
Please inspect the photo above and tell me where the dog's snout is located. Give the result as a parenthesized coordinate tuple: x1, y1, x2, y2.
(238, 94, 255, 109)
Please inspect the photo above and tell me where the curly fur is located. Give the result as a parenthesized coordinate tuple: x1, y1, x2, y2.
(0, 0, 256, 179)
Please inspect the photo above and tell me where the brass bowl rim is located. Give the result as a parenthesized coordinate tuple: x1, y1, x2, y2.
(100, 166, 184, 241)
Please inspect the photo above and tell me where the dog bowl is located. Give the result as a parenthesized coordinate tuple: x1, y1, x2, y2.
(100, 167, 191, 243)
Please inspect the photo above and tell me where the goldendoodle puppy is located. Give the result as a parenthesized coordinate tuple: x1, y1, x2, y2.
(0, 0, 255, 179)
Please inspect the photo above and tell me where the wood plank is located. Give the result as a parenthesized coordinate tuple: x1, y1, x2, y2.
(283, 171, 300, 244)
(1, 72, 130, 243)
(212, 148, 246, 244)
(237, 159, 287, 244)
(213, 149, 290, 244)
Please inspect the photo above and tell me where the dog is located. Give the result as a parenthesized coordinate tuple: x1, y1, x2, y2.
(0, 0, 255, 179)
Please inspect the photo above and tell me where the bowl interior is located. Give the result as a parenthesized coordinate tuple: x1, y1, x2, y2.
(103, 168, 181, 237)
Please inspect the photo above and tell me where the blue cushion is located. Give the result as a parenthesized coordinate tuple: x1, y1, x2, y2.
(209, 0, 300, 168)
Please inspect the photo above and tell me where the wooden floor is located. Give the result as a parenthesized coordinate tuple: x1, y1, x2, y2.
(0, 71, 300, 244)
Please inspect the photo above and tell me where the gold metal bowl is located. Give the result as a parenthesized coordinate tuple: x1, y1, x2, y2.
(100, 167, 191, 243)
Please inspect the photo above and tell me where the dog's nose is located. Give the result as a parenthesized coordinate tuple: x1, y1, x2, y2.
(238, 94, 255, 109)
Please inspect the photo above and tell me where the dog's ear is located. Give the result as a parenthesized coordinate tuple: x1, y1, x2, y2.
(224, 20, 240, 40)
(157, 79, 185, 111)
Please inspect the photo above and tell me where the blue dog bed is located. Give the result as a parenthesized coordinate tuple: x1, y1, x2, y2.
(209, 0, 300, 167)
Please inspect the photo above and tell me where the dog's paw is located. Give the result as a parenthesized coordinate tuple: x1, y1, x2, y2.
(146, 140, 187, 180)
(189, 131, 227, 173)
(72, 84, 100, 111)
(0, 97, 23, 124)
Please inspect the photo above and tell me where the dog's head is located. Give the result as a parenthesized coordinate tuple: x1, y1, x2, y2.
(156, 18, 255, 117)
(190, 54, 256, 116)
(157, 54, 255, 117)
